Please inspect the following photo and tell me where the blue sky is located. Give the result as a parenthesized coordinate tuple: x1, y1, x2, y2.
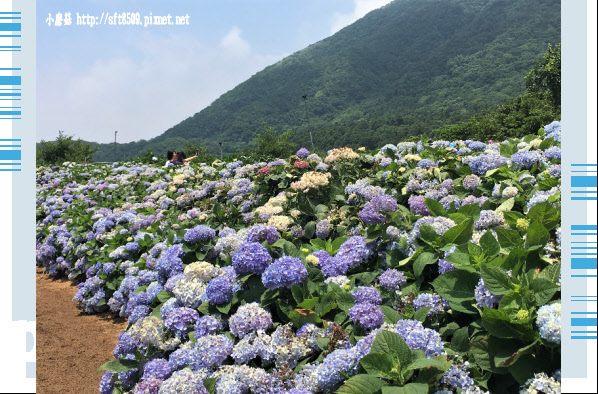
(37, 0, 392, 143)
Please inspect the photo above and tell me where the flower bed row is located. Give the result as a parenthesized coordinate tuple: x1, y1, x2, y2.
(36, 122, 563, 394)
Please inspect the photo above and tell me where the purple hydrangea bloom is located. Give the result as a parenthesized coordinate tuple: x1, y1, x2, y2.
(194, 315, 222, 338)
(475, 278, 503, 309)
(245, 224, 279, 245)
(314, 250, 347, 278)
(316, 219, 331, 239)
(386, 226, 400, 240)
(408, 195, 430, 216)
(141, 358, 172, 381)
(334, 236, 374, 270)
(350, 287, 381, 306)
(348, 302, 384, 330)
(417, 159, 436, 169)
(262, 256, 308, 289)
(184, 225, 216, 243)
(462, 174, 482, 190)
(544, 146, 561, 160)
(378, 269, 406, 290)
(441, 362, 475, 389)
(296, 148, 310, 158)
(194, 335, 234, 368)
(231, 242, 272, 275)
(511, 151, 543, 169)
(131, 378, 162, 394)
(205, 276, 233, 305)
(164, 307, 200, 337)
(413, 293, 449, 316)
(394, 319, 444, 358)
(229, 303, 273, 338)
(549, 164, 561, 178)
(469, 154, 508, 175)
(475, 210, 504, 230)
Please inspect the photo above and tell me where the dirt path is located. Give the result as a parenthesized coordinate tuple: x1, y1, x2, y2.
(36, 267, 128, 394)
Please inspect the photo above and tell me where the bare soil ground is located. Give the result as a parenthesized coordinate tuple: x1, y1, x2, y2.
(36, 267, 128, 394)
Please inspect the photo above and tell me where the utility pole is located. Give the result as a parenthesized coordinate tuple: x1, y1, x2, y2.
(114, 131, 118, 160)
(302, 95, 315, 152)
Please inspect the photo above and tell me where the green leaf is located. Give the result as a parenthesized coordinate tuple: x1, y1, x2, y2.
(413, 252, 438, 277)
(336, 374, 387, 394)
(530, 278, 560, 305)
(495, 228, 524, 249)
(525, 221, 550, 249)
(352, 272, 379, 286)
(457, 204, 481, 220)
(432, 270, 479, 314)
(97, 359, 140, 373)
(503, 211, 526, 229)
(291, 284, 304, 304)
(156, 290, 173, 303)
(479, 231, 500, 257)
(480, 267, 511, 295)
(495, 197, 515, 213)
(419, 224, 440, 246)
(304, 221, 316, 239)
(425, 198, 447, 217)
(203, 378, 217, 394)
(527, 202, 560, 230)
(451, 327, 470, 353)
(381, 383, 429, 394)
(370, 331, 412, 365)
(297, 297, 319, 310)
(405, 358, 447, 371)
(336, 291, 355, 312)
(359, 353, 395, 378)
(413, 306, 431, 322)
(537, 262, 561, 285)
(442, 218, 473, 246)
(380, 305, 401, 324)
(482, 309, 533, 339)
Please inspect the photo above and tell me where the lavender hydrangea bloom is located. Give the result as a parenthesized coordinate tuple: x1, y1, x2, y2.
(544, 146, 561, 160)
(475, 210, 504, 230)
(352, 287, 382, 305)
(296, 148, 310, 158)
(469, 154, 508, 175)
(417, 159, 436, 169)
(194, 335, 234, 367)
(158, 368, 209, 393)
(205, 276, 233, 305)
(549, 164, 561, 178)
(194, 315, 222, 338)
(262, 256, 308, 289)
(413, 293, 449, 316)
(245, 225, 279, 245)
(536, 303, 561, 344)
(386, 226, 400, 240)
(141, 358, 172, 381)
(334, 236, 374, 270)
(378, 269, 406, 290)
(441, 362, 475, 389)
(544, 121, 561, 142)
(231, 242, 272, 275)
(314, 250, 347, 278)
(475, 279, 502, 309)
(394, 319, 445, 358)
(184, 225, 216, 244)
(511, 151, 543, 169)
(131, 378, 162, 394)
(408, 195, 431, 216)
(316, 219, 331, 239)
(348, 303, 384, 330)
(462, 175, 482, 190)
(164, 307, 200, 337)
(229, 302, 273, 338)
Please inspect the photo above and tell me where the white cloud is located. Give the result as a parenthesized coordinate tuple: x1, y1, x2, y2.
(220, 26, 251, 57)
(37, 29, 286, 143)
(330, 0, 393, 35)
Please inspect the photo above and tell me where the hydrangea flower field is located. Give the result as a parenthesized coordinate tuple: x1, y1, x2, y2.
(36, 123, 563, 394)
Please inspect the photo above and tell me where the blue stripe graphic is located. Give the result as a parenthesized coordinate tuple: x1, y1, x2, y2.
(0, 150, 21, 160)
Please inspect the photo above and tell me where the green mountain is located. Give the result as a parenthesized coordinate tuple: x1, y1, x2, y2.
(91, 0, 560, 161)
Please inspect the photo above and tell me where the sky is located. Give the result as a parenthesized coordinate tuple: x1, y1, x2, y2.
(36, 0, 393, 144)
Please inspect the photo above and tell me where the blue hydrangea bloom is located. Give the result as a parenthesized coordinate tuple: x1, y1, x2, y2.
(378, 269, 406, 290)
(262, 256, 308, 289)
(348, 302, 384, 330)
(229, 302, 273, 338)
(536, 303, 561, 344)
(194, 315, 222, 338)
(184, 225, 216, 244)
(352, 287, 382, 305)
(164, 307, 200, 337)
(205, 276, 233, 305)
(232, 242, 272, 275)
